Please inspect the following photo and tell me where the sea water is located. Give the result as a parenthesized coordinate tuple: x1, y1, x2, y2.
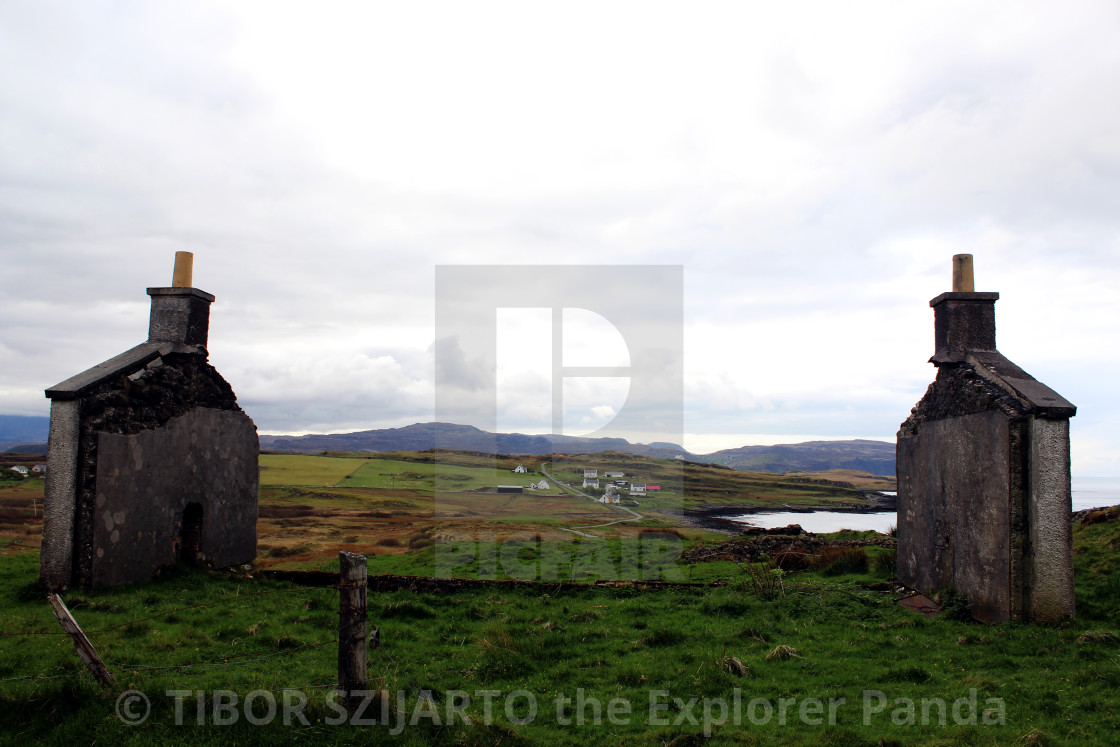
(724, 475, 1120, 533)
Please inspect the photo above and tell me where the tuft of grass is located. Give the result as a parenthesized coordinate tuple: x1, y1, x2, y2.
(884, 666, 932, 683)
(1076, 630, 1119, 645)
(869, 548, 896, 574)
(735, 626, 769, 643)
(764, 644, 800, 661)
(811, 547, 868, 576)
(380, 600, 436, 619)
(739, 560, 785, 599)
(721, 655, 748, 676)
(266, 544, 311, 558)
(569, 609, 601, 623)
(637, 629, 686, 647)
(938, 588, 973, 622)
(1017, 728, 1051, 746)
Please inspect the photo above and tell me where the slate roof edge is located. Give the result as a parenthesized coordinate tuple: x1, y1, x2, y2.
(45, 342, 206, 400)
(966, 351, 1076, 418)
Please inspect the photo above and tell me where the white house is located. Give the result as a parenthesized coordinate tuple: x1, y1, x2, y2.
(604, 471, 624, 478)
(630, 484, 646, 493)
(583, 469, 598, 478)
(32, 465, 47, 474)
(8, 466, 28, 476)
(582, 479, 599, 489)
(513, 465, 528, 473)
(531, 480, 550, 490)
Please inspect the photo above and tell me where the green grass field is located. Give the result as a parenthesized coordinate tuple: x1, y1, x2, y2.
(6, 451, 1112, 744)
(0, 510, 1116, 745)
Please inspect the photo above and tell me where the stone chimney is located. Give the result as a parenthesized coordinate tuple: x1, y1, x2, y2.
(146, 251, 214, 347)
(929, 255, 999, 364)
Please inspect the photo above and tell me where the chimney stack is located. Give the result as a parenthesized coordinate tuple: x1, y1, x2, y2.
(147, 252, 213, 348)
(930, 254, 998, 364)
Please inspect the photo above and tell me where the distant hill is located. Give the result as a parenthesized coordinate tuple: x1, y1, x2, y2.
(0, 415, 49, 443)
(259, 422, 896, 475)
(259, 422, 688, 459)
(695, 439, 895, 476)
(1, 443, 48, 454)
(0, 415, 49, 451)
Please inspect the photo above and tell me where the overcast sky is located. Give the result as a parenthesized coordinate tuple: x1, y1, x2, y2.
(1, 1, 1118, 472)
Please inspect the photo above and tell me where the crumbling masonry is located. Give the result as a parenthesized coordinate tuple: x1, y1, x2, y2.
(40, 253, 258, 590)
(897, 255, 1076, 623)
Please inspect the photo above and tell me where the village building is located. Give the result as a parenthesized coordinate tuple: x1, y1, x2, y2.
(512, 464, 528, 473)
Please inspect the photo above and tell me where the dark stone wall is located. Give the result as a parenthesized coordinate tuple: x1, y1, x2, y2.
(92, 408, 258, 586)
(897, 361, 1074, 623)
(71, 353, 249, 588)
(899, 365, 1028, 438)
(897, 411, 1012, 623)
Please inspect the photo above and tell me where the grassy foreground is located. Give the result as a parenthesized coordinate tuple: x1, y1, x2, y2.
(0, 510, 1117, 746)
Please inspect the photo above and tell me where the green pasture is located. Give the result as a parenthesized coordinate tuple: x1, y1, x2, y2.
(0, 510, 1117, 745)
(260, 454, 552, 495)
(259, 454, 364, 487)
(341, 459, 546, 492)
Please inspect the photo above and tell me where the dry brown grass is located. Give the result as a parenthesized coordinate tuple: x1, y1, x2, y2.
(764, 644, 801, 661)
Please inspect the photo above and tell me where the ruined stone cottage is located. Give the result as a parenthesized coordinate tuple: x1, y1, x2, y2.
(897, 255, 1076, 623)
(40, 253, 258, 590)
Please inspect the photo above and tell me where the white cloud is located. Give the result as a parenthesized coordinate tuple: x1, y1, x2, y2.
(1, 1, 1118, 472)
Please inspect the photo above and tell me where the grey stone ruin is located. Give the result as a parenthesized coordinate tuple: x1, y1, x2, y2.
(897, 255, 1076, 623)
(40, 253, 258, 591)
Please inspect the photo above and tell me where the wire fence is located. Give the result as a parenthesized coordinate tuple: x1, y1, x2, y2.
(0, 579, 372, 689)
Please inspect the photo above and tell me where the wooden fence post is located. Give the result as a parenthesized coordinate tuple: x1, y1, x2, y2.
(47, 594, 114, 687)
(338, 551, 368, 696)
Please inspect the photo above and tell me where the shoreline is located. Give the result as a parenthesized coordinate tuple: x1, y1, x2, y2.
(678, 491, 898, 534)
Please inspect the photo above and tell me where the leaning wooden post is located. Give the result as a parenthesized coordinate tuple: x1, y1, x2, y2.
(47, 594, 114, 687)
(338, 552, 368, 696)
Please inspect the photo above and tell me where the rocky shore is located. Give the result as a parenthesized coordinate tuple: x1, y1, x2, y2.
(677, 491, 897, 535)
